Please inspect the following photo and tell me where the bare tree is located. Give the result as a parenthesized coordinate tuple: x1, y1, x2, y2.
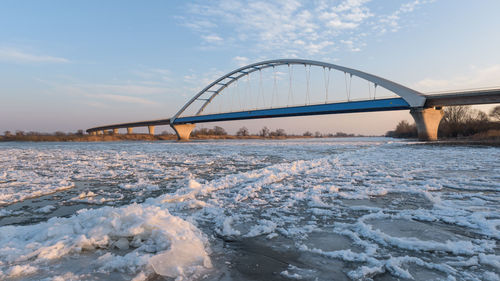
(314, 131, 322, 138)
(442, 106, 472, 125)
(236, 127, 249, 136)
(490, 105, 500, 121)
(259, 126, 270, 137)
(440, 106, 491, 137)
(303, 131, 312, 136)
(213, 126, 227, 135)
(270, 128, 286, 137)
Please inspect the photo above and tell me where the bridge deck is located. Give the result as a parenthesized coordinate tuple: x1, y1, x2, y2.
(174, 98, 409, 124)
(87, 118, 171, 132)
(87, 88, 500, 133)
(87, 98, 409, 132)
(424, 88, 500, 107)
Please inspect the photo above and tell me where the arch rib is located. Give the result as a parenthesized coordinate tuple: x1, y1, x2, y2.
(170, 59, 426, 124)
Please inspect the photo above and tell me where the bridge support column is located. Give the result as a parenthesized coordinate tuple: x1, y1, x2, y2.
(113, 128, 118, 134)
(171, 124, 196, 141)
(97, 131, 103, 135)
(148, 126, 155, 135)
(410, 107, 444, 141)
(90, 131, 97, 136)
(127, 128, 133, 135)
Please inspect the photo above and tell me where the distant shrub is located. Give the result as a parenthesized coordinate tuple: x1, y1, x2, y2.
(269, 128, 286, 137)
(386, 120, 417, 138)
(192, 126, 227, 136)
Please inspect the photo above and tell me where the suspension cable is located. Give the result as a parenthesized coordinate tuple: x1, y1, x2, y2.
(344, 72, 349, 101)
(272, 66, 277, 108)
(368, 81, 371, 99)
(305, 64, 311, 105)
(288, 64, 294, 106)
(218, 89, 222, 113)
(259, 69, 264, 108)
(229, 81, 233, 112)
(374, 83, 377, 99)
(349, 74, 352, 101)
(246, 74, 252, 109)
(236, 79, 242, 110)
(323, 67, 330, 103)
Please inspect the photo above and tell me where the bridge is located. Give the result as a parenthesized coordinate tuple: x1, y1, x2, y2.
(87, 59, 500, 141)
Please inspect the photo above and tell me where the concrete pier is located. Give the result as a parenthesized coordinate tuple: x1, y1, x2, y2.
(148, 125, 155, 135)
(113, 128, 118, 134)
(90, 131, 97, 136)
(410, 107, 444, 141)
(127, 128, 133, 135)
(171, 124, 196, 141)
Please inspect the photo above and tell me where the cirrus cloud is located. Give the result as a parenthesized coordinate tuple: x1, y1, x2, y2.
(0, 48, 69, 63)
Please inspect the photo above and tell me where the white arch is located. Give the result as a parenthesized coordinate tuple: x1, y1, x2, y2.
(170, 59, 426, 124)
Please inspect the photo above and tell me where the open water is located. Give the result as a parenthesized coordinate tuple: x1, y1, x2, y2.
(0, 138, 499, 280)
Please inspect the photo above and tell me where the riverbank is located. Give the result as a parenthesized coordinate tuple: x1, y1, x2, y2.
(415, 138, 500, 147)
(0, 134, 321, 142)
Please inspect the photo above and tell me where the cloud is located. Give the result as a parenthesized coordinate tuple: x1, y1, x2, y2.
(0, 48, 69, 63)
(233, 56, 250, 67)
(412, 65, 500, 93)
(36, 78, 166, 107)
(182, 0, 433, 56)
(85, 83, 166, 96)
(375, 0, 436, 33)
(201, 34, 224, 43)
(95, 94, 157, 105)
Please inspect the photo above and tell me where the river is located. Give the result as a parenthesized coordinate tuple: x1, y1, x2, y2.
(0, 138, 498, 280)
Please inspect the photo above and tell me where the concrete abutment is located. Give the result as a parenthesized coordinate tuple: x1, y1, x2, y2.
(127, 128, 133, 135)
(171, 124, 196, 141)
(410, 107, 444, 141)
(148, 126, 155, 135)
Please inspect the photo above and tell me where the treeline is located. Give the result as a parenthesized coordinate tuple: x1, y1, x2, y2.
(193, 126, 358, 138)
(0, 130, 88, 141)
(0, 130, 177, 142)
(1, 126, 362, 142)
(386, 105, 500, 139)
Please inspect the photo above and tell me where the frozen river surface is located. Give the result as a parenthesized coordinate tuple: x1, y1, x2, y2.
(0, 138, 499, 281)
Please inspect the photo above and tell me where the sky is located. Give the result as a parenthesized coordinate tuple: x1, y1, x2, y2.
(1, 0, 499, 135)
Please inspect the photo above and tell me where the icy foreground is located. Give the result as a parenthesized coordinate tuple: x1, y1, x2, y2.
(0, 139, 499, 280)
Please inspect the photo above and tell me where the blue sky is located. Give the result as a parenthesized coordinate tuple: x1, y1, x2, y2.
(1, 0, 499, 134)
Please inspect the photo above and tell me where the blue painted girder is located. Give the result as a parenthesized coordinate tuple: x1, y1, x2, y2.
(173, 98, 410, 124)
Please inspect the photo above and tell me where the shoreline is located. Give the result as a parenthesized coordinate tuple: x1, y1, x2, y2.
(0, 134, 353, 142)
(0, 134, 499, 146)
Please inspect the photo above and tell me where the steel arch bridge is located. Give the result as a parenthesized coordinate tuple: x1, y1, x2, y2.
(87, 59, 500, 141)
